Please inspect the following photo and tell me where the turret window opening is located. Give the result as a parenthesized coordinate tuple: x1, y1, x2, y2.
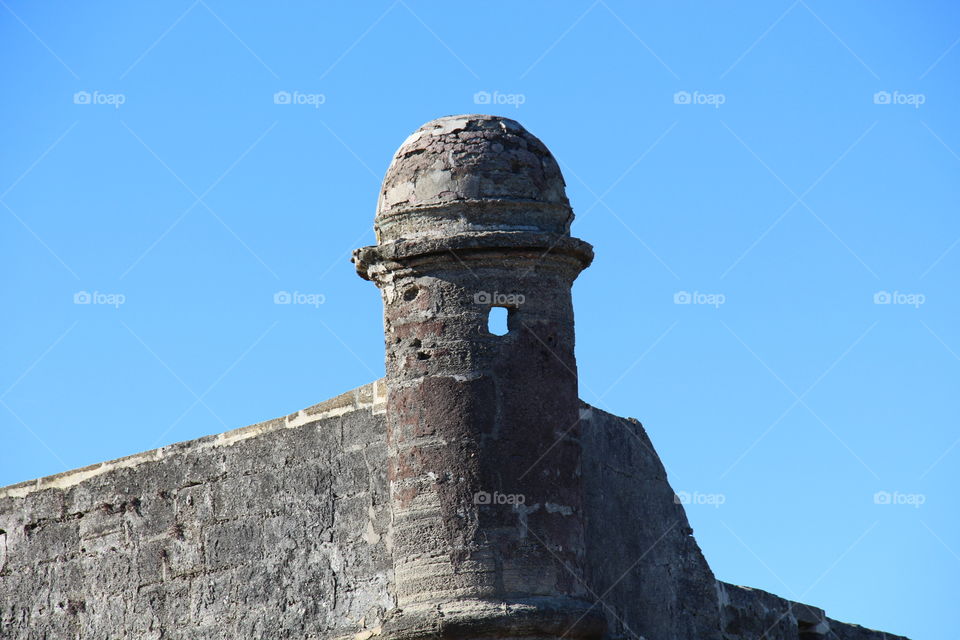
(487, 306, 510, 336)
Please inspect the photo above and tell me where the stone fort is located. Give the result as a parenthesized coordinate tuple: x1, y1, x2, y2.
(0, 115, 906, 640)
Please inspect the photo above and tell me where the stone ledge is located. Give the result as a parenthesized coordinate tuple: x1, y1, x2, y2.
(0, 379, 386, 500)
(379, 597, 606, 640)
(717, 582, 909, 640)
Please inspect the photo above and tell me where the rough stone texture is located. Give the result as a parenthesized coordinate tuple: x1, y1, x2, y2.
(0, 115, 907, 640)
(0, 387, 904, 640)
(580, 404, 722, 640)
(374, 114, 573, 242)
(356, 114, 602, 639)
(717, 583, 908, 640)
(0, 383, 394, 640)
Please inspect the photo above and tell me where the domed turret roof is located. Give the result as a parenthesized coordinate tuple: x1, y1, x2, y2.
(375, 115, 574, 242)
(354, 115, 593, 281)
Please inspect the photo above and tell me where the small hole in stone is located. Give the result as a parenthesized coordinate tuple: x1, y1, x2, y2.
(487, 307, 509, 336)
(403, 286, 419, 301)
(416, 351, 431, 360)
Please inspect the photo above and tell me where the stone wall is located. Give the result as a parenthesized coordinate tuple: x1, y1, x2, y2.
(0, 381, 907, 639)
(0, 382, 393, 640)
(578, 405, 908, 640)
(717, 582, 908, 640)
(580, 403, 721, 640)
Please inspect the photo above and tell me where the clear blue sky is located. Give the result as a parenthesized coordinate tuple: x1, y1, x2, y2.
(1, 2, 956, 638)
